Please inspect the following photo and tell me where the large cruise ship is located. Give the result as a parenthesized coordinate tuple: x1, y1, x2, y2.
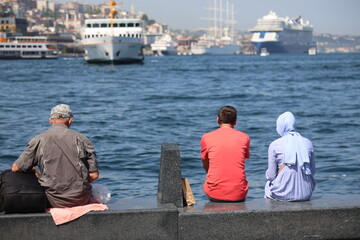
(249, 11, 316, 54)
(81, 0, 144, 64)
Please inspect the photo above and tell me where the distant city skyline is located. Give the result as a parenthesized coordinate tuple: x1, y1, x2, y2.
(67, 0, 360, 35)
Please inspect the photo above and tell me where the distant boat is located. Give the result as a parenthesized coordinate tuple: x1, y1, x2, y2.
(0, 32, 58, 59)
(250, 11, 316, 54)
(190, 0, 241, 55)
(308, 47, 317, 55)
(260, 48, 269, 56)
(151, 34, 178, 56)
(81, 0, 144, 64)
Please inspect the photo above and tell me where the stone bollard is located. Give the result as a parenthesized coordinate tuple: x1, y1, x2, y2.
(157, 143, 183, 208)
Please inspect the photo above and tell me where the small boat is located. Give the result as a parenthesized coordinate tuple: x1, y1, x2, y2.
(260, 48, 269, 56)
(81, 0, 144, 64)
(308, 47, 317, 55)
(0, 32, 58, 59)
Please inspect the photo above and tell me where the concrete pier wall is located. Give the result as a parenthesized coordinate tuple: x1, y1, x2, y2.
(0, 196, 359, 240)
(1, 143, 359, 239)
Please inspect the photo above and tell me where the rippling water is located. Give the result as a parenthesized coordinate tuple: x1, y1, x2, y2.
(1, 53, 359, 202)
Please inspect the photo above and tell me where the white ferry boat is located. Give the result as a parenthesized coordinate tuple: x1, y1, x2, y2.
(0, 32, 58, 59)
(81, 0, 144, 64)
(250, 11, 316, 54)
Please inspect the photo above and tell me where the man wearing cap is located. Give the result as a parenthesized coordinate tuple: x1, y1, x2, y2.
(12, 104, 99, 208)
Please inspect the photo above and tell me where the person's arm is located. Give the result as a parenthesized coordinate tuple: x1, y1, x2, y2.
(265, 142, 277, 181)
(200, 136, 209, 173)
(308, 140, 316, 176)
(12, 137, 39, 173)
(202, 159, 209, 173)
(11, 162, 21, 172)
(82, 136, 99, 179)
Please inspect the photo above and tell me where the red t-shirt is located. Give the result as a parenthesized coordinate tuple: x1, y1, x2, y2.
(201, 127, 250, 201)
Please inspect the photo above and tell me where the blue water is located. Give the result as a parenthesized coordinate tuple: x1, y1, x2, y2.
(1, 53, 359, 202)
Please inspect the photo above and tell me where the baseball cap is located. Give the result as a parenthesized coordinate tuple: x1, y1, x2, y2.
(50, 104, 74, 119)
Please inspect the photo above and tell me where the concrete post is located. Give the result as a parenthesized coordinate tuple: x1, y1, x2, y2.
(157, 143, 183, 208)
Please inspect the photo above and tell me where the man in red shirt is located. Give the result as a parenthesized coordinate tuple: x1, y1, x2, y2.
(201, 106, 250, 202)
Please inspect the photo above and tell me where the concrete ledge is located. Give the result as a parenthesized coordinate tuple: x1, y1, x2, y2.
(179, 197, 360, 240)
(0, 204, 178, 240)
(0, 195, 359, 240)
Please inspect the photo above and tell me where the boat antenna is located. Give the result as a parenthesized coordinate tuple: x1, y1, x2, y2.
(105, 0, 123, 28)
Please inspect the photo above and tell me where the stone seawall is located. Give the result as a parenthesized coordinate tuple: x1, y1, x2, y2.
(0, 196, 359, 240)
(1, 143, 359, 239)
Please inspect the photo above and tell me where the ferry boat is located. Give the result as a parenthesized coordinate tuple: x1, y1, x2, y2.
(249, 11, 316, 54)
(0, 32, 58, 59)
(81, 0, 144, 64)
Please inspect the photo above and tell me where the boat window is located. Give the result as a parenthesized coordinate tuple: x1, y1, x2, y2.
(113, 23, 118, 27)
(33, 45, 37, 48)
(38, 45, 42, 48)
(132, 34, 134, 37)
(128, 23, 134, 27)
(0, 45, 3, 48)
(17, 45, 21, 48)
(120, 23, 126, 27)
(87, 24, 91, 28)
(135, 23, 140, 27)
(28, 45, 32, 48)
(101, 23, 107, 28)
(5, 45, 9, 48)
(93, 23, 99, 28)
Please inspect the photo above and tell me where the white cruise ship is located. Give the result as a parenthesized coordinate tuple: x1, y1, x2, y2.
(249, 11, 316, 54)
(0, 33, 58, 59)
(81, 0, 144, 64)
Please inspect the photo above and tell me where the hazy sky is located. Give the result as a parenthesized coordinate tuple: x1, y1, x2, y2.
(84, 0, 360, 35)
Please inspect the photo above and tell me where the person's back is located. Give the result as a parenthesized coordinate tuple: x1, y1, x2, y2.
(265, 111, 316, 201)
(201, 106, 250, 202)
(12, 104, 99, 208)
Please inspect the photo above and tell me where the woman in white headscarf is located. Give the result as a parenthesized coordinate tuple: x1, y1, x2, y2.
(264, 111, 316, 201)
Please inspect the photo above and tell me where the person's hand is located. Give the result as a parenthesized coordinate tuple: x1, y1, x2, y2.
(89, 171, 99, 182)
(32, 168, 41, 178)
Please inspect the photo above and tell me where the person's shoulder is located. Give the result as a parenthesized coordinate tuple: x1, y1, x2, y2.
(301, 136, 314, 147)
(234, 129, 250, 139)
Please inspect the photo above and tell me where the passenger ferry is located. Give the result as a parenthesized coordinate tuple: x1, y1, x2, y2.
(81, 0, 144, 64)
(250, 11, 316, 54)
(0, 32, 58, 59)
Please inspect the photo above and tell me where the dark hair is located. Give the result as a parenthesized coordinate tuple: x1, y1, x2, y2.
(218, 106, 237, 124)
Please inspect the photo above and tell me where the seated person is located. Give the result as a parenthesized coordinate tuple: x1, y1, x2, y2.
(201, 106, 250, 202)
(265, 111, 316, 201)
(12, 104, 99, 208)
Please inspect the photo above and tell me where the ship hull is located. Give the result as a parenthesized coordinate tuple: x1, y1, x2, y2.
(253, 41, 316, 54)
(83, 36, 144, 64)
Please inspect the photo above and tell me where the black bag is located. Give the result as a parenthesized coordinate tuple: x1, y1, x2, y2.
(0, 169, 47, 213)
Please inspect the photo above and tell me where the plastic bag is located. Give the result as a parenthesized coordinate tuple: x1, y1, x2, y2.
(91, 184, 111, 203)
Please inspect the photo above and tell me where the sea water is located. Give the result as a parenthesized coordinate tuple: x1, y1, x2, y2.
(0, 53, 359, 202)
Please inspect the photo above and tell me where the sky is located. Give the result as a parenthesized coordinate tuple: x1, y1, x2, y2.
(83, 0, 360, 35)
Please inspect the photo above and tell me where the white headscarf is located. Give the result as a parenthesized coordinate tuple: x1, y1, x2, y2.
(276, 111, 311, 175)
